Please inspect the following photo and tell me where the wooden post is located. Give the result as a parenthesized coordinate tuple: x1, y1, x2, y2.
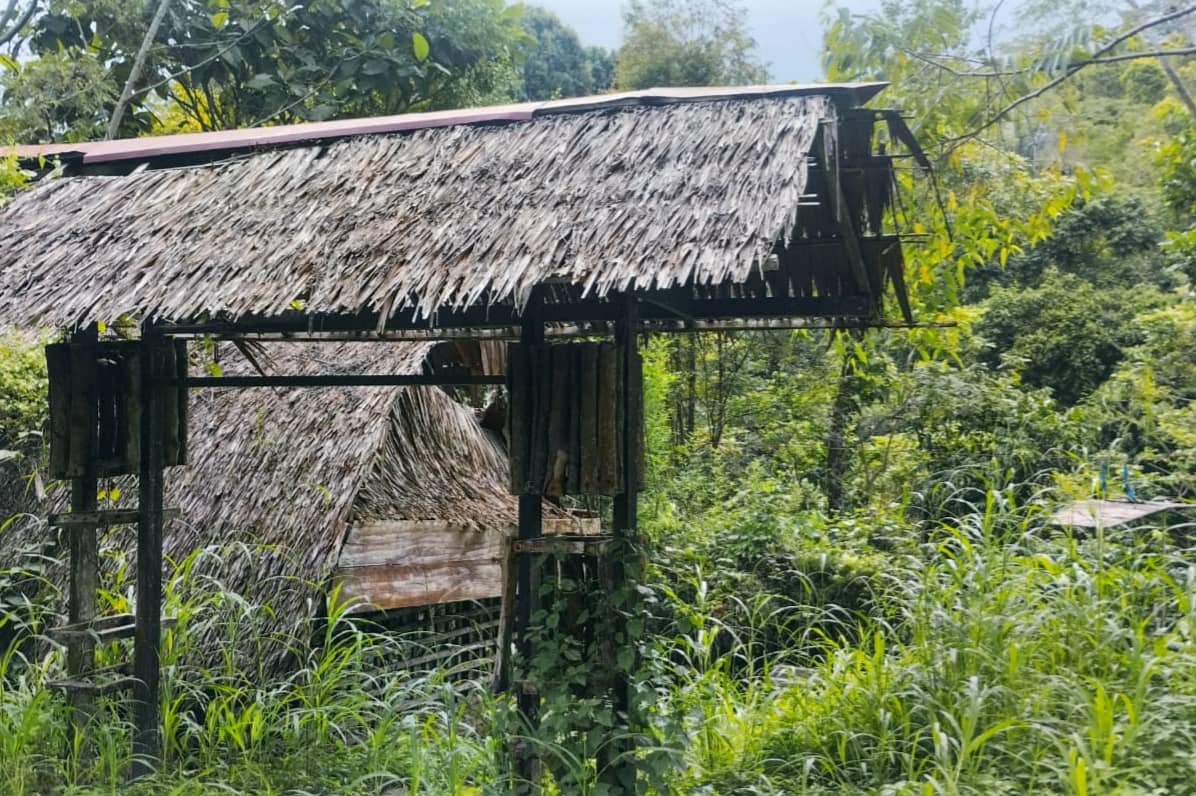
(600, 293, 642, 794)
(514, 292, 543, 795)
(66, 326, 99, 750)
(132, 324, 167, 777)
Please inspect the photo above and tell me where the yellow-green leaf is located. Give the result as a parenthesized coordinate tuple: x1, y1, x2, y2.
(412, 32, 430, 62)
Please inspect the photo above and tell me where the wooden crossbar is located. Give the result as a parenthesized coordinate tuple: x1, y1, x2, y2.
(49, 508, 181, 528)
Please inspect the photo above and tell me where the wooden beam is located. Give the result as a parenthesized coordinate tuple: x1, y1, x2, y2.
(49, 508, 180, 528)
(512, 535, 613, 557)
(49, 613, 177, 644)
(181, 373, 505, 389)
(513, 290, 543, 795)
(65, 325, 98, 754)
(161, 295, 875, 337)
(132, 325, 167, 778)
(601, 294, 641, 793)
(823, 121, 874, 298)
(492, 536, 517, 695)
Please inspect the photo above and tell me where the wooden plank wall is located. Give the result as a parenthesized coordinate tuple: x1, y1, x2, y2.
(507, 342, 642, 496)
(45, 339, 187, 479)
(334, 517, 598, 613)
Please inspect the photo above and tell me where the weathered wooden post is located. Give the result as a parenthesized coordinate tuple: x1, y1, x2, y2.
(64, 326, 99, 750)
(132, 323, 168, 777)
(599, 293, 643, 793)
(513, 292, 544, 794)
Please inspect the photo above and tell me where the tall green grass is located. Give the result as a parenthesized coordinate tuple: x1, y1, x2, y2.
(644, 487, 1196, 795)
(3, 488, 1195, 794)
(0, 544, 502, 795)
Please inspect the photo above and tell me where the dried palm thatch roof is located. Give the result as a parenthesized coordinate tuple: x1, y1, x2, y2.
(0, 86, 887, 330)
(0, 341, 535, 664)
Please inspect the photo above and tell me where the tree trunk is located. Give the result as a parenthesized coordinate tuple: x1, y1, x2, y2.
(825, 340, 861, 514)
(106, 0, 174, 140)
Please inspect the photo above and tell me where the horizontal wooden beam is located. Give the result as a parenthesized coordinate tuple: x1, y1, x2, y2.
(49, 508, 181, 528)
(47, 676, 138, 696)
(512, 535, 613, 557)
(161, 295, 875, 337)
(47, 613, 177, 643)
(180, 373, 506, 389)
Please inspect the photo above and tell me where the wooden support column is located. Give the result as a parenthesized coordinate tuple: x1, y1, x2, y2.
(65, 325, 99, 748)
(513, 291, 543, 795)
(131, 324, 167, 777)
(600, 294, 642, 794)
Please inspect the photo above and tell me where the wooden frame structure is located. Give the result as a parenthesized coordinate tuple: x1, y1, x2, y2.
(3, 82, 920, 792)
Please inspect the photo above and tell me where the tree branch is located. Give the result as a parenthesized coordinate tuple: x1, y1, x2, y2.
(950, 2, 1196, 146)
(0, 0, 39, 48)
(106, 0, 174, 139)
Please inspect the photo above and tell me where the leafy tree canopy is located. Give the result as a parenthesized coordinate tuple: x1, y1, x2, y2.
(517, 5, 613, 101)
(2, 0, 526, 141)
(614, 0, 768, 90)
(975, 270, 1138, 406)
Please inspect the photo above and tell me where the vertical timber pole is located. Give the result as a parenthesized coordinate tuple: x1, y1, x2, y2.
(132, 322, 166, 777)
(602, 293, 641, 793)
(66, 324, 99, 751)
(514, 290, 543, 794)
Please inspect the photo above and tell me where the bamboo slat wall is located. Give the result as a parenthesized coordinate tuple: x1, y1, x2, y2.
(45, 340, 187, 478)
(507, 342, 642, 496)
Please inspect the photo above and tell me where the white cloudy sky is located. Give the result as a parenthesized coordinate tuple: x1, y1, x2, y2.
(532, 0, 837, 83)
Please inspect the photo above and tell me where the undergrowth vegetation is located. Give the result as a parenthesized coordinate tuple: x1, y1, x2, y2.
(2, 487, 1194, 794)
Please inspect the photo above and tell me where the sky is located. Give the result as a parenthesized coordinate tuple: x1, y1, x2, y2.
(531, 0, 838, 83)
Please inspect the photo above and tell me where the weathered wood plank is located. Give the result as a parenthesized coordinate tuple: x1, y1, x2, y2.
(66, 342, 97, 479)
(528, 344, 552, 494)
(49, 508, 180, 529)
(579, 343, 599, 494)
(66, 335, 99, 750)
(596, 343, 618, 494)
(161, 341, 180, 466)
(45, 343, 71, 479)
(96, 358, 117, 461)
(544, 345, 570, 496)
(492, 536, 516, 694)
(338, 522, 502, 569)
(133, 330, 168, 777)
(122, 347, 142, 473)
(47, 676, 138, 696)
(507, 342, 528, 493)
(512, 535, 613, 557)
(566, 345, 582, 494)
(336, 559, 504, 612)
(49, 614, 177, 644)
(173, 339, 188, 465)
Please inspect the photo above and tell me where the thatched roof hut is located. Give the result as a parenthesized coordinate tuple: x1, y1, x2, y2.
(0, 83, 901, 331)
(0, 83, 912, 770)
(0, 340, 572, 647)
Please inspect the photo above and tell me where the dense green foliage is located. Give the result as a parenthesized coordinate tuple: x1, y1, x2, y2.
(2, 0, 526, 140)
(517, 6, 613, 101)
(615, 0, 767, 90)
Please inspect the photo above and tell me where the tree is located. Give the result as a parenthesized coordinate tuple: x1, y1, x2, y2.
(963, 194, 1171, 298)
(615, 0, 767, 90)
(517, 6, 613, 101)
(0, 50, 116, 142)
(975, 270, 1134, 406)
(2, 0, 525, 141)
(1088, 300, 1196, 495)
(824, 0, 1196, 154)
